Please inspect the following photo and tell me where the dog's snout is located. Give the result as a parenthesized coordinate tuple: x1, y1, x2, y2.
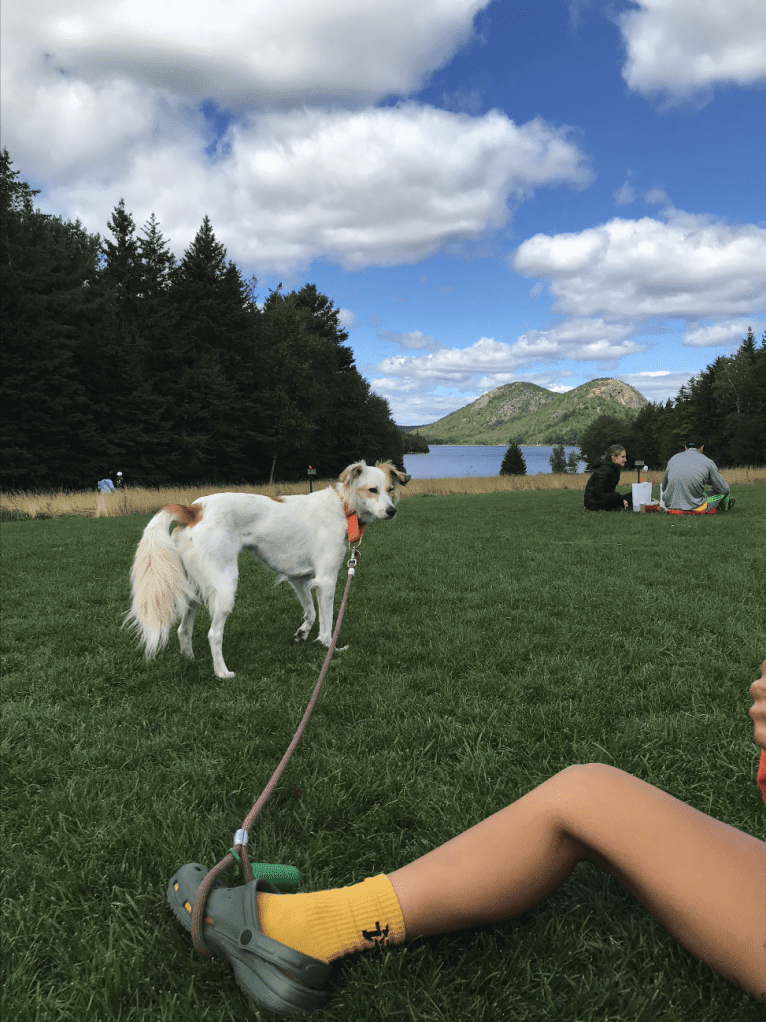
(386, 506, 397, 518)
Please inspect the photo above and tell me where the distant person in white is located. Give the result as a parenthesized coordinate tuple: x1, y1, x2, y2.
(97, 478, 116, 493)
(661, 435, 733, 513)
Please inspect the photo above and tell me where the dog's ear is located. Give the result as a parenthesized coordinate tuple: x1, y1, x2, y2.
(339, 461, 366, 485)
(376, 460, 410, 487)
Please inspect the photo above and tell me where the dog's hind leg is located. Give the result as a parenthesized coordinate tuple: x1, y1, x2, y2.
(177, 599, 200, 658)
(206, 569, 238, 679)
(288, 577, 317, 642)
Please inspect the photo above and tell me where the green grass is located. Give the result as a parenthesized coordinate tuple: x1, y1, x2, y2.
(2, 486, 765, 1021)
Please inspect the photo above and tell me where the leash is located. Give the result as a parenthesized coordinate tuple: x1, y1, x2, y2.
(191, 536, 363, 960)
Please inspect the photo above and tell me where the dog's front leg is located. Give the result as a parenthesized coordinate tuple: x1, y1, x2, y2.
(313, 576, 337, 647)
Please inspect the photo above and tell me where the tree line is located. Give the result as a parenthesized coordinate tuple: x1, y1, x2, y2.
(0, 151, 404, 492)
(500, 330, 765, 475)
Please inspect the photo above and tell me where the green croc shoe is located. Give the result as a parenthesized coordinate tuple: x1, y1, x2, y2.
(167, 862, 332, 1017)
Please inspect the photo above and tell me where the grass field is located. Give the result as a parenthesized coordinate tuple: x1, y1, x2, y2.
(2, 483, 765, 1021)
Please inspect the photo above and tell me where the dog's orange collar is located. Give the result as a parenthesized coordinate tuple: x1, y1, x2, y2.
(339, 493, 365, 544)
(346, 511, 365, 544)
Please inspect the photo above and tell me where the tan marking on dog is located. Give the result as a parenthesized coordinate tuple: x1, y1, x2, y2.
(164, 503, 203, 528)
(376, 460, 410, 492)
(270, 496, 285, 503)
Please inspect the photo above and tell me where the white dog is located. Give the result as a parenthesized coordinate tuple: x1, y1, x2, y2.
(123, 460, 408, 678)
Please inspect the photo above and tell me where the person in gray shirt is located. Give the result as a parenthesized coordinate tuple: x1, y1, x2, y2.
(661, 435, 734, 512)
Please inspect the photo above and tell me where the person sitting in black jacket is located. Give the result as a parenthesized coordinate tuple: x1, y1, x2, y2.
(584, 445, 632, 511)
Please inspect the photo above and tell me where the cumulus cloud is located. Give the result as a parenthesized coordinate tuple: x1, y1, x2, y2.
(683, 319, 761, 347)
(1, 0, 595, 273)
(1, 0, 592, 275)
(371, 319, 649, 391)
(10, 0, 488, 110)
(373, 207, 764, 416)
(511, 210, 766, 320)
(619, 0, 766, 105)
(25, 104, 591, 274)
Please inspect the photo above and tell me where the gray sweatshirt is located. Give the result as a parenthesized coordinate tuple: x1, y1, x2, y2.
(661, 449, 729, 510)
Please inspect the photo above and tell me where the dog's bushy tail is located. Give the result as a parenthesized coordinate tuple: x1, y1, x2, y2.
(122, 505, 201, 659)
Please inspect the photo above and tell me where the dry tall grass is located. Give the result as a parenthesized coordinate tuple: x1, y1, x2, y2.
(2, 465, 765, 519)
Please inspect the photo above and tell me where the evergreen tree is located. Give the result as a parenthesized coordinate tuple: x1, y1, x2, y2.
(253, 287, 325, 483)
(549, 444, 567, 473)
(402, 431, 429, 453)
(578, 415, 631, 470)
(159, 217, 258, 482)
(138, 212, 176, 300)
(565, 450, 580, 474)
(500, 441, 527, 475)
(1, 150, 104, 488)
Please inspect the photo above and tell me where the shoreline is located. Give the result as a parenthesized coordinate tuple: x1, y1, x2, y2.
(408, 443, 579, 450)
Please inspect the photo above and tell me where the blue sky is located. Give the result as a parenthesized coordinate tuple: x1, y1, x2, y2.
(3, 1, 765, 424)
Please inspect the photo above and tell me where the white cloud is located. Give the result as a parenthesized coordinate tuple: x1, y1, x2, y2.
(511, 210, 766, 320)
(614, 181, 637, 205)
(371, 319, 649, 391)
(615, 372, 695, 403)
(619, 0, 766, 105)
(7, 98, 593, 274)
(336, 308, 358, 331)
(643, 187, 670, 205)
(683, 319, 761, 347)
(10, 0, 489, 110)
(378, 329, 444, 352)
(2, 0, 594, 274)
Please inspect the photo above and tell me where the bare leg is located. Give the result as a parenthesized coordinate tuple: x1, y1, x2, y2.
(388, 764, 766, 1000)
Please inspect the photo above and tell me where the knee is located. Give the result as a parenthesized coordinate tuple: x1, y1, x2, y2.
(546, 763, 632, 818)
(556, 762, 626, 789)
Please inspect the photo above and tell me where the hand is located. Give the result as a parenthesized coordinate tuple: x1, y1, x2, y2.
(748, 660, 766, 752)
(623, 499, 628, 510)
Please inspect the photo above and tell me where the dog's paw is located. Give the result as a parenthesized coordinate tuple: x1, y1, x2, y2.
(294, 629, 309, 643)
(215, 669, 236, 679)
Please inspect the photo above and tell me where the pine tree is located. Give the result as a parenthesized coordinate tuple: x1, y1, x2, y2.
(0, 150, 104, 489)
(499, 441, 527, 475)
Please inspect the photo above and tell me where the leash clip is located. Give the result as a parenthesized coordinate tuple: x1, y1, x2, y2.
(347, 547, 360, 573)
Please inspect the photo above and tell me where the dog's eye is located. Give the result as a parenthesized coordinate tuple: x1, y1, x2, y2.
(368, 487, 378, 494)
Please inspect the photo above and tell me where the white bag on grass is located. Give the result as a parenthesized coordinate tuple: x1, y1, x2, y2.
(632, 481, 652, 511)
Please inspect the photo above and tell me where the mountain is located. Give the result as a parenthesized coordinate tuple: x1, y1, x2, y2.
(404, 378, 648, 445)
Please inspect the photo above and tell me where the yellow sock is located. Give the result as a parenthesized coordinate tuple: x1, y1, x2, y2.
(256, 874, 406, 963)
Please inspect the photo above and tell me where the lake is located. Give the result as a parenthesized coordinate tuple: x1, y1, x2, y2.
(402, 445, 587, 479)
